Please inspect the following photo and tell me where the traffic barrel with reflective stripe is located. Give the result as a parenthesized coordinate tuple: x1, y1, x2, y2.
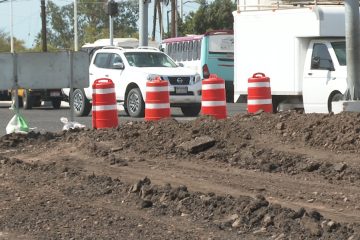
(145, 76, 170, 121)
(92, 78, 118, 129)
(201, 74, 227, 119)
(247, 73, 272, 113)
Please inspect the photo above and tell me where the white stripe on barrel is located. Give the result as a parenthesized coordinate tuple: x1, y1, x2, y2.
(93, 88, 115, 94)
(93, 105, 118, 111)
(201, 101, 226, 107)
(247, 99, 272, 105)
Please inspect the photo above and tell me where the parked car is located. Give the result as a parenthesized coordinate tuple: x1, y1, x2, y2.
(62, 46, 202, 117)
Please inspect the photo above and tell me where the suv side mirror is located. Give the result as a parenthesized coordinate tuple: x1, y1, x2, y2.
(113, 62, 125, 70)
(178, 62, 184, 67)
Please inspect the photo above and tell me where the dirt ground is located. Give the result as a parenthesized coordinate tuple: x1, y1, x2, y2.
(1, 110, 360, 239)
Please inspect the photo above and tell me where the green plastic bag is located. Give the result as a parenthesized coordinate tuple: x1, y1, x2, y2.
(6, 114, 29, 134)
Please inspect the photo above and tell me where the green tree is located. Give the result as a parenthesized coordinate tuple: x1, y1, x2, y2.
(0, 30, 27, 52)
(179, 0, 236, 36)
(34, 0, 139, 49)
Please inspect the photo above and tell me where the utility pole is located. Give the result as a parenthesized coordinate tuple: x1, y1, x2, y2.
(158, 0, 164, 41)
(10, 0, 14, 53)
(345, 0, 360, 100)
(41, 0, 47, 52)
(139, 0, 149, 46)
(74, 0, 78, 51)
(171, 0, 176, 37)
(152, 0, 157, 41)
(179, 0, 183, 21)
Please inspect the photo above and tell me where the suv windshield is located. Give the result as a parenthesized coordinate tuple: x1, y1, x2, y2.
(124, 52, 178, 68)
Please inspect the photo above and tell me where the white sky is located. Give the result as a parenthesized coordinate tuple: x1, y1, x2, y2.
(0, 0, 202, 48)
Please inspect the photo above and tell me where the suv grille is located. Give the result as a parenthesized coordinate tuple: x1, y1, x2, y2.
(168, 77, 191, 85)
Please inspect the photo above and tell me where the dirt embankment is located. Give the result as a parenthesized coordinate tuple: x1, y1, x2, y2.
(1, 111, 360, 239)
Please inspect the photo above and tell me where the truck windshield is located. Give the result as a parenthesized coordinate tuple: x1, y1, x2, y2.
(331, 41, 346, 66)
(124, 52, 178, 68)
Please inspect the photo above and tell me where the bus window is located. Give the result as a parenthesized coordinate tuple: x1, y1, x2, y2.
(198, 40, 202, 60)
(195, 40, 202, 60)
(193, 41, 198, 60)
(183, 42, 188, 61)
(177, 43, 182, 61)
(208, 35, 234, 53)
(188, 41, 193, 61)
(168, 43, 172, 58)
(172, 43, 177, 60)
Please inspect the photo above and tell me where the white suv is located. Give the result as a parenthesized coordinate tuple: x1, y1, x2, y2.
(63, 46, 202, 117)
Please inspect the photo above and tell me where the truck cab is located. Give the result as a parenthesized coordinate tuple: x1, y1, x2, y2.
(302, 39, 347, 113)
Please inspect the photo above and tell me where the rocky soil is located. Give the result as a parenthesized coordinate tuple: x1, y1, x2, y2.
(1, 111, 360, 239)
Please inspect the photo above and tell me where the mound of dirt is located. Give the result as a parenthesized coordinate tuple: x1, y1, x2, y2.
(1, 111, 360, 239)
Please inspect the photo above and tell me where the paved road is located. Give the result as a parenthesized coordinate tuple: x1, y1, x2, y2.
(0, 101, 247, 136)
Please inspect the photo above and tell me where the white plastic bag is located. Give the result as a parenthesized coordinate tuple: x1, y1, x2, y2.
(6, 114, 29, 134)
(60, 117, 86, 131)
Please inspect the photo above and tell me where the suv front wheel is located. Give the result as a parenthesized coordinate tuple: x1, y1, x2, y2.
(126, 88, 145, 118)
(72, 89, 92, 117)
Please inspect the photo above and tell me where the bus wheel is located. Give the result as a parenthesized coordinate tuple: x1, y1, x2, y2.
(181, 104, 201, 117)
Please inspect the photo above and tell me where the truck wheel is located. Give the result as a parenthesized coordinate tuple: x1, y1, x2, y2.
(329, 92, 343, 113)
(52, 99, 62, 109)
(72, 89, 91, 117)
(33, 97, 42, 107)
(181, 104, 201, 117)
(23, 90, 33, 110)
(126, 88, 144, 118)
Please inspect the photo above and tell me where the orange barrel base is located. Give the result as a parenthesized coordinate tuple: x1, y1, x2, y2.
(202, 105, 227, 119)
(92, 110, 118, 129)
(247, 72, 272, 113)
(201, 74, 227, 119)
(248, 104, 273, 113)
(145, 77, 170, 121)
(145, 108, 171, 121)
(92, 78, 119, 129)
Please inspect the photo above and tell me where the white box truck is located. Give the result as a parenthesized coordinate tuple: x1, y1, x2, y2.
(233, 5, 351, 113)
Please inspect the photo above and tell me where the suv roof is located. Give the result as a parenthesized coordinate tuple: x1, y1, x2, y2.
(98, 46, 161, 53)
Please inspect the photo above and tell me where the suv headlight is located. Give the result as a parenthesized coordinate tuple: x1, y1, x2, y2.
(192, 74, 201, 84)
(147, 74, 160, 81)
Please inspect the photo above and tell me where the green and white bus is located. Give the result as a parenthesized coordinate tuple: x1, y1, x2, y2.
(160, 30, 234, 102)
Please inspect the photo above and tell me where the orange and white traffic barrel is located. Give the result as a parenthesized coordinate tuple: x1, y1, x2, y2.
(247, 72, 272, 113)
(201, 74, 227, 119)
(92, 78, 118, 129)
(145, 76, 170, 121)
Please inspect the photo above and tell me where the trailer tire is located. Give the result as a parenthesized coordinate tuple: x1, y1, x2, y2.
(22, 90, 33, 110)
(33, 97, 42, 107)
(52, 99, 62, 109)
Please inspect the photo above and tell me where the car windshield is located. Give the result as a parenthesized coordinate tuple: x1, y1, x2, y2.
(124, 52, 178, 67)
(331, 41, 346, 66)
